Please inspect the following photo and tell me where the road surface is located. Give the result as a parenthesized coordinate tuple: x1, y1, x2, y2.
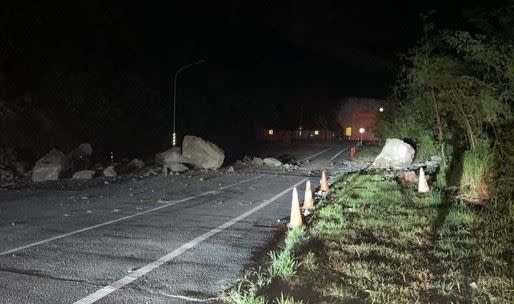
(0, 143, 353, 303)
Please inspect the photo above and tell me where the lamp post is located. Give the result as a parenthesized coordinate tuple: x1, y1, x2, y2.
(172, 59, 206, 146)
(359, 127, 365, 146)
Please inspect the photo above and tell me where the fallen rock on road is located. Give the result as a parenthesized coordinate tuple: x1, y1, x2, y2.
(103, 165, 117, 177)
(181, 135, 224, 170)
(32, 148, 67, 182)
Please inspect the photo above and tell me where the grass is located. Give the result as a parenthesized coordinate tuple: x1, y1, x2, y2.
(459, 143, 492, 202)
(224, 227, 308, 304)
(225, 267, 269, 304)
(267, 251, 298, 281)
(225, 173, 513, 303)
(284, 227, 308, 252)
(227, 289, 267, 304)
(275, 294, 304, 304)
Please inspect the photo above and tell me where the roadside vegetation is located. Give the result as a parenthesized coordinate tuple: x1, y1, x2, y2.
(224, 172, 513, 303)
(374, 9, 513, 201)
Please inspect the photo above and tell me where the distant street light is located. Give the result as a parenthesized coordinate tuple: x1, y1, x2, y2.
(379, 107, 384, 112)
(359, 127, 365, 145)
(172, 59, 206, 146)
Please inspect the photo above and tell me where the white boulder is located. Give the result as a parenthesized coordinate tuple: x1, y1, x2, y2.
(32, 148, 67, 182)
(181, 135, 224, 169)
(372, 138, 415, 169)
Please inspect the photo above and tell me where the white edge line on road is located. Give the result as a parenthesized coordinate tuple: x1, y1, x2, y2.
(0, 175, 262, 256)
(301, 146, 334, 161)
(73, 178, 307, 304)
(329, 147, 350, 162)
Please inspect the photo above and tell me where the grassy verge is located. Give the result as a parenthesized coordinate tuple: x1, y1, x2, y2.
(224, 173, 513, 303)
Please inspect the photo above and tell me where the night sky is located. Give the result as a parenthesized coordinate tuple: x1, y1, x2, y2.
(0, 0, 502, 157)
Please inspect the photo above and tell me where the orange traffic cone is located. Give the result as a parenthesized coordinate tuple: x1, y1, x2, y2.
(303, 180, 315, 209)
(350, 147, 356, 159)
(418, 167, 430, 193)
(289, 187, 303, 228)
(320, 171, 329, 192)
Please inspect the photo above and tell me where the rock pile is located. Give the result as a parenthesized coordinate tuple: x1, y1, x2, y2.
(155, 135, 225, 174)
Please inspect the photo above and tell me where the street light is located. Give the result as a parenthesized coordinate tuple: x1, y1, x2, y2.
(359, 127, 365, 146)
(379, 107, 384, 112)
(172, 59, 206, 146)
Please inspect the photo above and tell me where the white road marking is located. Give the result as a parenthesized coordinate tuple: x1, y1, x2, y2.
(157, 292, 219, 302)
(0, 175, 262, 256)
(301, 146, 334, 161)
(329, 147, 350, 162)
(73, 178, 306, 304)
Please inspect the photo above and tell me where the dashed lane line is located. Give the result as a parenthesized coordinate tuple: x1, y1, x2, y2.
(329, 147, 350, 162)
(301, 146, 335, 161)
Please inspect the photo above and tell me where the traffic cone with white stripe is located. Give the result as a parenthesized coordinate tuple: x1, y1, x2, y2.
(303, 180, 315, 210)
(288, 187, 303, 228)
(320, 171, 329, 192)
(418, 167, 430, 193)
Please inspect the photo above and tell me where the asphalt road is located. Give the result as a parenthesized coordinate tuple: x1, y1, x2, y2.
(0, 143, 352, 304)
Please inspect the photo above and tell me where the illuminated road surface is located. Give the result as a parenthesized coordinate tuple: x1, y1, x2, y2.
(0, 143, 351, 303)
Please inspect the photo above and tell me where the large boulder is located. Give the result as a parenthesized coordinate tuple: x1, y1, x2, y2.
(0, 147, 17, 170)
(68, 143, 93, 173)
(0, 147, 27, 180)
(32, 148, 67, 182)
(181, 135, 224, 169)
(372, 139, 415, 169)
